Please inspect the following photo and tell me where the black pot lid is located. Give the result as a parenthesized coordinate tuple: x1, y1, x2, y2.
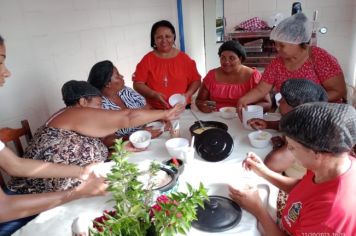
(195, 128, 233, 162)
(192, 195, 242, 232)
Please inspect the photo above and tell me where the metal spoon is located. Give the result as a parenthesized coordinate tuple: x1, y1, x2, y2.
(189, 109, 205, 128)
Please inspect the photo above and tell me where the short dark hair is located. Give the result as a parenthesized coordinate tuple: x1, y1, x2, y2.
(150, 20, 176, 48)
(218, 40, 247, 62)
(62, 80, 102, 106)
(87, 60, 114, 91)
(0, 34, 4, 45)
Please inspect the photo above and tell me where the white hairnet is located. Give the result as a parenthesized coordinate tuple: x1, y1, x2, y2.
(270, 13, 312, 44)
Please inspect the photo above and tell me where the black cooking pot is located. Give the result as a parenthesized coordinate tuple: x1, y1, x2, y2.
(189, 120, 228, 137)
(189, 121, 233, 162)
(192, 195, 242, 232)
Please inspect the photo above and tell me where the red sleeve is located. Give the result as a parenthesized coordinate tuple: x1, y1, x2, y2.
(261, 58, 281, 85)
(132, 53, 150, 83)
(251, 68, 262, 86)
(202, 69, 216, 90)
(186, 55, 201, 84)
(311, 47, 343, 83)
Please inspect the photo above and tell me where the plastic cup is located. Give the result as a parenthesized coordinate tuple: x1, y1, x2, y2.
(242, 105, 263, 130)
(180, 146, 195, 164)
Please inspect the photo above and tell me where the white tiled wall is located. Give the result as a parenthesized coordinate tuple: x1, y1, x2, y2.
(0, 0, 179, 130)
(224, 0, 356, 86)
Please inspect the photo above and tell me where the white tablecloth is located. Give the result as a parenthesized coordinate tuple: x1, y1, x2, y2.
(13, 110, 279, 236)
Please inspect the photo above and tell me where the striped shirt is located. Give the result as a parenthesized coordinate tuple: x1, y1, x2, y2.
(102, 86, 146, 137)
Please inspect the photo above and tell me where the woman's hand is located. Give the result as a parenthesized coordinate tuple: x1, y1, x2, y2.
(164, 104, 185, 120)
(152, 91, 170, 109)
(79, 163, 99, 180)
(196, 100, 216, 113)
(228, 185, 264, 217)
(242, 152, 269, 177)
(74, 173, 108, 198)
(247, 118, 267, 130)
(144, 126, 163, 139)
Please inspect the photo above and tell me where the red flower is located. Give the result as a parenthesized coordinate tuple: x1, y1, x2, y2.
(93, 210, 117, 232)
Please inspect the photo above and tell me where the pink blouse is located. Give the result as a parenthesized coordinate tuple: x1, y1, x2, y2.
(262, 46, 343, 91)
(203, 68, 261, 109)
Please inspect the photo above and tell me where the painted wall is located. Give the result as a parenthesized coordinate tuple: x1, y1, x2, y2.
(224, 0, 356, 86)
(0, 0, 180, 130)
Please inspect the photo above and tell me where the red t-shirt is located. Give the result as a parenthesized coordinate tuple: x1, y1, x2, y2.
(262, 46, 343, 92)
(203, 68, 261, 109)
(281, 158, 356, 236)
(132, 51, 201, 109)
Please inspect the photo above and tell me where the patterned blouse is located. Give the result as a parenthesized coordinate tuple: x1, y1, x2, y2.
(262, 46, 343, 92)
(8, 126, 108, 194)
(102, 86, 146, 137)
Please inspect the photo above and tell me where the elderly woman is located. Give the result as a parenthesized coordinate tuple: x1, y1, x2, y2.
(238, 13, 346, 108)
(0, 35, 107, 235)
(229, 103, 356, 235)
(7, 80, 183, 196)
(195, 40, 271, 113)
(88, 60, 162, 147)
(133, 20, 201, 109)
(248, 79, 328, 174)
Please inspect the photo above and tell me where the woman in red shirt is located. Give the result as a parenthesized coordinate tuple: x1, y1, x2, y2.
(238, 13, 346, 108)
(195, 40, 271, 113)
(133, 20, 201, 109)
(229, 103, 356, 236)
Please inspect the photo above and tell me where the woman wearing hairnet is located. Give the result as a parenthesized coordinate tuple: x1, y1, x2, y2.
(229, 103, 356, 235)
(238, 13, 346, 108)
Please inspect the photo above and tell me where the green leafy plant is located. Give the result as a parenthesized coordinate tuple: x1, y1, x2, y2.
(91, 139, 208, 236)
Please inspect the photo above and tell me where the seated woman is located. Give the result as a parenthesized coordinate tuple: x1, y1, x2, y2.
(238, 13, 346, 109)
(7, 80, 184, 194)
(248, 79, 328, 174)
(195, 40, 271, 113)
(1, 35, 107, 236)
(87, 60, 162, 148)
(133, 20, 201, 109)
(229, 102, 356, 235)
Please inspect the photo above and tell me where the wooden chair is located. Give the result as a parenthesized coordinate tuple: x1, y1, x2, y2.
(0, 120, 33, 187)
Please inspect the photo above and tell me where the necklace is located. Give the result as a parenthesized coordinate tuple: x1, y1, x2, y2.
(163, 74, 168, 87)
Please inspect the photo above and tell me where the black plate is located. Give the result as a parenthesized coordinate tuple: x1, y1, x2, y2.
(192, 195, 242, 232)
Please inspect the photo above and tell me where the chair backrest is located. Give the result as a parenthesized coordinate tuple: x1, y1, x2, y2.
(0, 120, 33, 156)
(0, 120, 33, 187)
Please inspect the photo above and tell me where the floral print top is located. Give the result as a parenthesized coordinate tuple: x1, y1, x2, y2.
(7, 126, 108, 194)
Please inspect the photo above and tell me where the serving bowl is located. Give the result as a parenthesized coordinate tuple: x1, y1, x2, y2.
(165, 138, 189, 157)
(248, 131, 272, 148)
(129, 130, 152, 149)
(219, 107, 237, 119)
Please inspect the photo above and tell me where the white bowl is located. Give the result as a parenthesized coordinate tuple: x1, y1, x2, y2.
(165, 138, 189, 157)
(129, 130, 152, 149)
(168, 94, 186, 107)
(219, 106, 237, 119)
(248, 131, 272, 148)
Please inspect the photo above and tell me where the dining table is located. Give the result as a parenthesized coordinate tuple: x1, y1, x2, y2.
(13, 108, 280, 236)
